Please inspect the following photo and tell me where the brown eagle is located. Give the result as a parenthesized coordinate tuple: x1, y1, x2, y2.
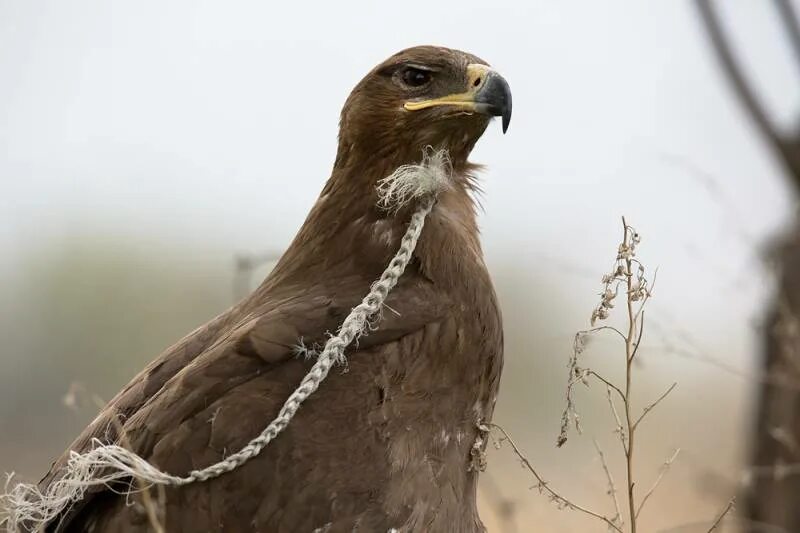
(37, 45, 510, 532)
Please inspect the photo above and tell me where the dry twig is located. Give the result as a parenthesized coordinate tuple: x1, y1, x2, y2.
(553, 218, 678, 533)
(632, 382, 677, 431)
(490, 424, 624, 533)
(706, 497, 736, 533)
(635, 449, 680, 520)
(594, 439, 623, 530)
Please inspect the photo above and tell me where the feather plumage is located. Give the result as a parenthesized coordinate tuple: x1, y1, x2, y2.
(36, 45, 505, 533)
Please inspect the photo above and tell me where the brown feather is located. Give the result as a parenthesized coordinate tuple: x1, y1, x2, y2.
(39, 45, 504, 533)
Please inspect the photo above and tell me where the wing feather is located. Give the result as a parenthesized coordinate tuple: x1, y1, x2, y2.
(40, 274, 451, 531)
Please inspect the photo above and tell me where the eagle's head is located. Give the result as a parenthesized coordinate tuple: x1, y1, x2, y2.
(280, 46, 510, 280)
(337, 46, 512, 169)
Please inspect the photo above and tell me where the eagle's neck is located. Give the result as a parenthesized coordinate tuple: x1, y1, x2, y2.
(266, 146, 484, 289)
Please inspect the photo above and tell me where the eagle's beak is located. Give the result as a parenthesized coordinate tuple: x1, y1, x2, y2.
(403, 64, 513, 133)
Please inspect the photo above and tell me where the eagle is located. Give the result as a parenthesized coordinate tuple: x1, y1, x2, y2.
(33, 45, 511, 532)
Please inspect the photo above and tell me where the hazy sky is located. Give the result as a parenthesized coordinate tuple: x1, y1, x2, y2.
(1, 2, 798, 529)
(1, 0, 794, 315)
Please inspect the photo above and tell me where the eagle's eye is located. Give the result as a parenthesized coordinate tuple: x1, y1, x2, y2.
(400, 67, 432, 88)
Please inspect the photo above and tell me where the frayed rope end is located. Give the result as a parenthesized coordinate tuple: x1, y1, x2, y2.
(1, 440, 185, 533)
(377, 147, 452, 211)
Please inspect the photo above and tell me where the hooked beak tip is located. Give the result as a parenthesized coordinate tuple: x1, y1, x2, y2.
(475, 71, 512, 134)
(502, 112, 511, 134)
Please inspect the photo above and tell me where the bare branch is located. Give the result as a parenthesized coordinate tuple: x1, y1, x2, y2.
(632, 382, 678, 431)
(594, 439, 623, 530)
(694, 0, 791, 183)
(556, 218, 675, 532)
(589, 371, 626, 403)
(632, 269, 657, 332)
(706, 497, 736, 532)
(630, 310, 647, 362)
(490, 424, 624, 533)
(774, 0, 800, 72)
(605, 385, 628, 453)
(587, 326, 629, 344)
(623, 221, 639, 533)
(635, 449, 681, 520)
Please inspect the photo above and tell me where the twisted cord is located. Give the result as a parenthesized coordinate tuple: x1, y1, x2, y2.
(1, 194, 436, 533)
(184, 195, 434, 482)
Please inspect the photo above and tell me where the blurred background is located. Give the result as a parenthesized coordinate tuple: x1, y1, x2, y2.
(0, 1, 796, 531)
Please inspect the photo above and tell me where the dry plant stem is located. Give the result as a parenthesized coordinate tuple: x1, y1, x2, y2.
(605, 386, 627, 450)
(634, 449, 680, 520)
(706, 497, 736, 533)
(632, 382, 677, 431)
(552, 218, 679, 532)
(622, 218, 638, 533)
(490, 424, 624, 533)
(590, 371, 626, 403)
(591, 326, 629, 344)
(594, 439, 623, 529)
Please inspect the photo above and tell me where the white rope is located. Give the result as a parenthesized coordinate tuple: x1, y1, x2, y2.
(1, 151, 448, 533)
(377, 147, 451, 211)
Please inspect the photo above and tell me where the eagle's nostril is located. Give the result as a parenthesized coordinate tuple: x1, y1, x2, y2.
(473, 77, 482, 88)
